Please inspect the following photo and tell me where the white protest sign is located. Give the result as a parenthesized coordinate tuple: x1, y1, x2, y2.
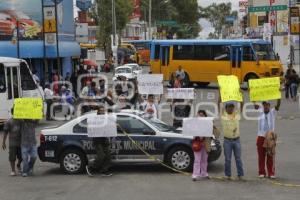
(87, 114, 117, 137)
(137, 74, 163, 94)
(182, 117, 214, 137)
(166, 88, 195, 99)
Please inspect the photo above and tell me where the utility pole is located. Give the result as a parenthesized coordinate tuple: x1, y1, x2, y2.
(16, 19, 20, 58)
(54, 0, 61, 75)
(149, 0, 152, 40)
(112, 0, 117, 46)
(42, 0, 48, 83)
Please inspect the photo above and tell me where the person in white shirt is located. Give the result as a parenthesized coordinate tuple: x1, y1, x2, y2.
(254, 99, 281, 179)
(44, 84, 53, 120)
(144, 95, 158, 119)
(81, 81, 91, 97)
(32, 70, 40, 83)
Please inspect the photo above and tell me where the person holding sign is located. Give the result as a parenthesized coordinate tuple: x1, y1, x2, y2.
(20, 119, 39, 177)
(143, 95, 158, 119)
(86, 106, 113, 177)
(218, 97, 245, 180)
(192, 110, 220, 181)
(254, 100, 281, 179)
(2, 108, 22, 176)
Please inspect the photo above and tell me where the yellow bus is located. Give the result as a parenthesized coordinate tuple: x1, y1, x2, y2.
(120, 43, 142, 65)
(150, 39, 283, 86)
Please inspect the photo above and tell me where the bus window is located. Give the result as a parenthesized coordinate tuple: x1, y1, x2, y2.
(161, 47, 170, 66)
(154, 45, 160, 60)
(243, 46, 255, 61)
(20, 62, 36, 90)
(213, 45, 230, 61)
(0, 64, 6, 93)
(6, 68, 12, 99)
(12, 67, 20, 98)
(173, 45, 194, 60)
(6, 67, 20, 99)
(253, 44, 276, 61)
(194, 45, 212, 60)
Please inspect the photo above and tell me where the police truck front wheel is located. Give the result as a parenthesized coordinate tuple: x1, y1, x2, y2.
(166, 146, 194, 172)
(60, 149, 87, 174)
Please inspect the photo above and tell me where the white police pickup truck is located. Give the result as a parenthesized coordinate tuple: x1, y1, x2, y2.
(38, 111, 221, 174)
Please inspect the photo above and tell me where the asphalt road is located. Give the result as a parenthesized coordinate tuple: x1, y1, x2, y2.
(0, 69, 300, 200)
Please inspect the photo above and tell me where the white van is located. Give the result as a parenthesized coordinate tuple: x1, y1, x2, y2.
(0, 57, 43, 124)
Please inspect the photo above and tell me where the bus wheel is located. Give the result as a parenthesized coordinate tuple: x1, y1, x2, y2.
(244, 73, 258, 83)
(197, 82, 210, 87)
(244, 73, 259, 89)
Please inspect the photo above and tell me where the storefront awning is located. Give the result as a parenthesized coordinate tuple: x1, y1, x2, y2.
(0, 40, 81, 59)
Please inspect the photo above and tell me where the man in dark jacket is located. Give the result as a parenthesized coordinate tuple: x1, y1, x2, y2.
(2, 108, 22, 176)
(86, 106, 113, 177)
(20, 119, 38, 177)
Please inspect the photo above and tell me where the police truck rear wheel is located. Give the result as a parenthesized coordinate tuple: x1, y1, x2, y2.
(60, 149, 86, 174)
(166, 146, 193, 172)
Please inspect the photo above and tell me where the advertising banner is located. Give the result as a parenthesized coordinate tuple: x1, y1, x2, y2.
(290, 7, 300, 34)
(0, 0, 42, 40)
(43, 6, 56, 33)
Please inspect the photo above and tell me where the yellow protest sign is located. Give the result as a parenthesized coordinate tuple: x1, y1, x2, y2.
(13, 98, 43, 119)
(249, 77, 281, 102)
(218, 75, 243, 102)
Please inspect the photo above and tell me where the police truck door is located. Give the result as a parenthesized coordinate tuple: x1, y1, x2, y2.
(115, 115, 161, 160)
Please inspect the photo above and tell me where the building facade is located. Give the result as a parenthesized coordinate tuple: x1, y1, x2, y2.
(247, 0, 300, 68)
(0, 0, 80, 84)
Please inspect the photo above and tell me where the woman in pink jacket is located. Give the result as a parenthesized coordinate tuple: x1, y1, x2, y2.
(192, 110, 220, 181)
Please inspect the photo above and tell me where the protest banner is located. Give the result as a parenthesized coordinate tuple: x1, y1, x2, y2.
(217, 75, 243, 102)
(182, 117, 214, 137)
(13, 98, 43, 119)
(87, 114, 117, 138)
(137, 74, 163, 94)
(249, 77, 281, 102)
(166, 88, 195, 99)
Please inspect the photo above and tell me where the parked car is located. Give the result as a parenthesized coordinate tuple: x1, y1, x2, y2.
(38, 110, 222, 174)
(112, 66, 136, 82)
(124, 63, 143, 76)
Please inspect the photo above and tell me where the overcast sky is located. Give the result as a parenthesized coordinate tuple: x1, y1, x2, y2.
(198, 0, 240, 38)
(198, 0, 239, 10)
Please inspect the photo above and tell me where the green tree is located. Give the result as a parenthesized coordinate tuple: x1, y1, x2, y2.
(140, 0, 201, 38)
(140, 0, 176, 21)
(170, 0, 201, 38)
(199, 2, 237, 38)
(91, 0, 133, 54)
